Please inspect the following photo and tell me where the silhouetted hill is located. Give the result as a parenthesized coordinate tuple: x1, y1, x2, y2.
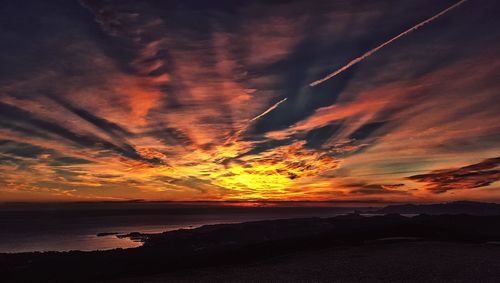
(373, 201, 500, 215)
(2, 214, 500, 282)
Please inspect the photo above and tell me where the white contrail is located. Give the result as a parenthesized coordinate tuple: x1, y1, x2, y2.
(250, 98, 288, 122)
(224, 98, 288, 144)
(310, 0, 468, 87)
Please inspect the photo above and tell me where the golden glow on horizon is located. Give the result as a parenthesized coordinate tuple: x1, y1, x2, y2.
(0, 0, 499, 203)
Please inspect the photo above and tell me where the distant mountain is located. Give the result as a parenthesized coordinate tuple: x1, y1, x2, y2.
(374, 201, 500, 215)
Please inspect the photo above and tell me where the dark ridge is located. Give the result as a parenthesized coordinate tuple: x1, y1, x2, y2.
(373, 201, 500, 215)
(2, 214, 500, 282)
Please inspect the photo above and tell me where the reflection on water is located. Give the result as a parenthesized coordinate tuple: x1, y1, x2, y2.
(0, 232, 143, 253)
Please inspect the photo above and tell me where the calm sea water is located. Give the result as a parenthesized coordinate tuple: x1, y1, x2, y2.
(0, 204, 356, 253)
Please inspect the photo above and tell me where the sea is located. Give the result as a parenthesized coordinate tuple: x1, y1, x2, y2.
(0, 202, 364, 253)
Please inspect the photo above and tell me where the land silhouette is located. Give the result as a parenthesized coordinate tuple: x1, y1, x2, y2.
(2, 201, 500, 282)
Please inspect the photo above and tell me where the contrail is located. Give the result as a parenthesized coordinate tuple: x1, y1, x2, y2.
(310, 0, 468, 87)
(224, 98, 288, 144)
(250, 98, 288, 122)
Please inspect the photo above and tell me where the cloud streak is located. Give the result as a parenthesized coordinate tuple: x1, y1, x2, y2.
(408, 157, 500, 193)
(309, 0, 469, 87)
(250, 98, 288, 122)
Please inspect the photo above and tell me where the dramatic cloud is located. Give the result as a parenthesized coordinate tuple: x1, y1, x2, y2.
(1, 0, 499, 202)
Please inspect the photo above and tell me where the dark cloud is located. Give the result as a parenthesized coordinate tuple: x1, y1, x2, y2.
(349, 121, 387, 141)
(0, 140, 49, 159)
(346, 183, 407, 195)
(0, 102, 161, 165)
(408, 157, 500, 193)
(304, 123, 343, 149)
(233, 138, 295, 160)
(140, 127, 193, 147)
(347, 184, 407, 195)
(49, 157, 94, 166)
(48, 95, 130, 138)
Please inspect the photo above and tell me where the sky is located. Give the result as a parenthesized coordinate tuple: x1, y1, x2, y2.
(0, 0, 499, 203)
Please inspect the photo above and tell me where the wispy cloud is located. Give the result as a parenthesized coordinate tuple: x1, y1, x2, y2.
(1, 0, 499, 202)
(408, 157, 500, 193)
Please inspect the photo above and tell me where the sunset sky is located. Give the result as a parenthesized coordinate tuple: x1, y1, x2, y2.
(1, 0, 499, 203)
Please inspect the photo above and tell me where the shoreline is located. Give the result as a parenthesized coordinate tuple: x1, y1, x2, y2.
(3, 213, 500, 282)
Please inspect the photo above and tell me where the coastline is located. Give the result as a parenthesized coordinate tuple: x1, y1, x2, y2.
(3, 213, 500, 282)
